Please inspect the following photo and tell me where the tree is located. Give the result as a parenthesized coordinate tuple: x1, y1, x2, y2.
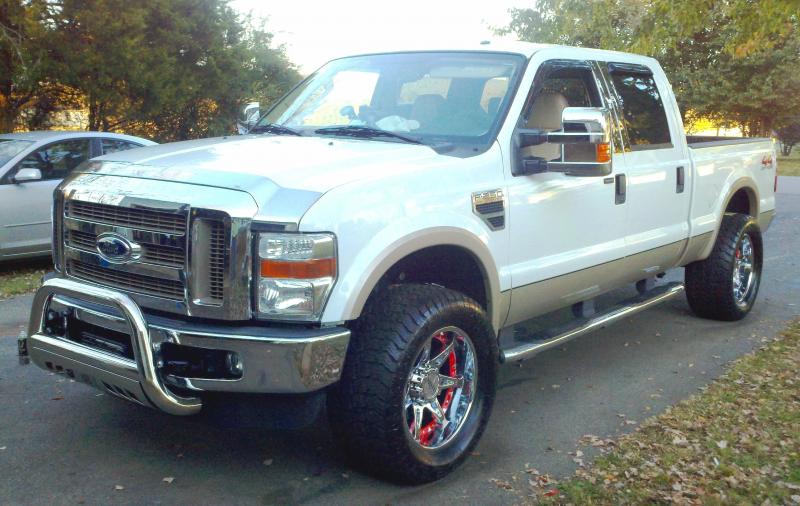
(0, 0, 54, 132)
(777, 121, 800, 156)
(499, 0, 800, 137)
(47, 0, 300, 141)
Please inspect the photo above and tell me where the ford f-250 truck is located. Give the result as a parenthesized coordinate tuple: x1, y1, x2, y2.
(20, 42, 776, 483)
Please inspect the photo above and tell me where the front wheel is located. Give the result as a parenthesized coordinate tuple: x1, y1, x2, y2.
(685, 213, 763, 321)
(328, 284, 497, 484)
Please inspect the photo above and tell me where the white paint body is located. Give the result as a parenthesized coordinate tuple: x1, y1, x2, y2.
(86, 43, 777, 331)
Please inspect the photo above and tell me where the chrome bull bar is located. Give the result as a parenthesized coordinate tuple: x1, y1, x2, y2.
(26, 278, 202, 416)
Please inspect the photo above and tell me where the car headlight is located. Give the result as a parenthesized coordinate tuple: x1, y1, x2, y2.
(256, 232, 336, 320)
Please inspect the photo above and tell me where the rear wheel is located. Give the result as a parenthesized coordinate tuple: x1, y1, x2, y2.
(685, 213, 763, 321)
(328, 284, 497, 483)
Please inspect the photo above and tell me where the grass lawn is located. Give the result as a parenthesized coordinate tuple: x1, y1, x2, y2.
(0, 258, 51, 299)
(531, 321, 800, 504)
(778, 148, 800, 177)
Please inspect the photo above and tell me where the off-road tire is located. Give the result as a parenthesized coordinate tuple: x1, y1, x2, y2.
(328, 284, 498, 484)
(685, 213, 763, 321)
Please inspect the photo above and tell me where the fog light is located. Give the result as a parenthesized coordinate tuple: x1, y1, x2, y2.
(226, 352, 243, 375)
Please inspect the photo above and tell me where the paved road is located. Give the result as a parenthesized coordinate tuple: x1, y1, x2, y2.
(1, 179, 799, 505)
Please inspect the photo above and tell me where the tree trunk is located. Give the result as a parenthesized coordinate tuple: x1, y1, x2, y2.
(0, 108, 15, 133)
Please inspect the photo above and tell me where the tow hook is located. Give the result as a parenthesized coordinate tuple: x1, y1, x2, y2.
(18, 330, 29, 365)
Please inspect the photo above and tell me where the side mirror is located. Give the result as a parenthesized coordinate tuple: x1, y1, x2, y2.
(515, 107, 613, 177)
(13, 167, 42, 183)
(237, 101, 261, 134)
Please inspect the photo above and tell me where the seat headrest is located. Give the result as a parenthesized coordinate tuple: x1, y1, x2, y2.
(526, 92, 569, 131)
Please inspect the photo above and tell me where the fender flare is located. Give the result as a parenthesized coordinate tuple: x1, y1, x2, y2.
(698, 177, 760, 260)
(331, 226, 505, 333)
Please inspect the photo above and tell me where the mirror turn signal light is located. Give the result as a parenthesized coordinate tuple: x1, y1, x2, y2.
(596, 143, 611, 163)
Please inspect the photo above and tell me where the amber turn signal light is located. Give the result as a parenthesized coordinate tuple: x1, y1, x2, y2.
(596, 143, 611, 163)
(260, 258, 336, 279)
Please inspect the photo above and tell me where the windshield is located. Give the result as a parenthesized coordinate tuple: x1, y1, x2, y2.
(258, 52, 526, 153)
(0, 139, 34, 166)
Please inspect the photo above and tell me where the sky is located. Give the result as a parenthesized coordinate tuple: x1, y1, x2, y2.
(231, 0, 531, 73)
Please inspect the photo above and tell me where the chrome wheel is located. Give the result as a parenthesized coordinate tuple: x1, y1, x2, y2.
(732, 233, 756, 306)
(404, 326, 477, 449)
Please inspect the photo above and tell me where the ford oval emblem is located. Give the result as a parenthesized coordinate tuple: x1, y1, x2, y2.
(96, 233, 141, 264)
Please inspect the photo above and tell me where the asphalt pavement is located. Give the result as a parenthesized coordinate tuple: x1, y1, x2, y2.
(1, 178, 798, 505)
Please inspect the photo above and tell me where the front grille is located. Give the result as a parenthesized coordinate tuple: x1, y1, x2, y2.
(68, 259, 185, 300)
(67, 229, 184, 268)
(208, 221, 225, 301)
(66, 201, 187, 235)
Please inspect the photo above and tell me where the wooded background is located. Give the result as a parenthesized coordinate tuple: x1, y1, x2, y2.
(0, 0, 300, 141)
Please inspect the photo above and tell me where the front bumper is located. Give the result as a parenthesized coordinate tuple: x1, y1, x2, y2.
(23, 278, 350, 415)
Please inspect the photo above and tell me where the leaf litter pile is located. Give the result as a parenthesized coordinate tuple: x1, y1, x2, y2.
(517, 320, 800, 504)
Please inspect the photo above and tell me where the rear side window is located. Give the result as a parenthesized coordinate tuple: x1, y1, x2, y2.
(102, 139, 142, 154)
(609, 70, 672, 150)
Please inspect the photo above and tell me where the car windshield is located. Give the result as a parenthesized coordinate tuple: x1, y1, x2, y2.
(0, 139, 34, 166)
(258, 51, 526, 153)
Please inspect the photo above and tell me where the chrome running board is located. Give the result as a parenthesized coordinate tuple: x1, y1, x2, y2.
(500, 282, 685, 363)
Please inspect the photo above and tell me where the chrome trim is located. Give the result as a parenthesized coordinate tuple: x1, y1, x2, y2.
(500, 282, 684, 363)
(27, 280, 351, 404)
(58, 173, 258, 320)
(27, 278, 202, 415)
(472, 189, 505, 231)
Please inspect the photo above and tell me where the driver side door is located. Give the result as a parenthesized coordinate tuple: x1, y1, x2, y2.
(0, 138, 93, 259)
(505, 59, 629, 325)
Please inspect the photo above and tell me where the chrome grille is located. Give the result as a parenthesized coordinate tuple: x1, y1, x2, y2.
(66, 201, 187, 235)
(208, 222, 225, 301)
(66, 229, 184, 268)
(68, 260, 185, 300)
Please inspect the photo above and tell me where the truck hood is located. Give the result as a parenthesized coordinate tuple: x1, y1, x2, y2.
(90, 134, 445, 195)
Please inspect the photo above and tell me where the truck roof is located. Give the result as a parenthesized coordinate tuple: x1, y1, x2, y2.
(339, 40, 660, 69)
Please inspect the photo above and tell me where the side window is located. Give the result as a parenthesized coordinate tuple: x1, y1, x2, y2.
(609, 70, 672, 149)
(521, 65, 603, 162)
(16, 139, 91, 181)
(101, 139, 142, 154)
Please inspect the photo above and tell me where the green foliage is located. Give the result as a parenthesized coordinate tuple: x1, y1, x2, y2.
(1, 0, 301, 141)
(777, 122, 800, 156)
(0, 0, 54, 132)
(500, 0, 800, 137)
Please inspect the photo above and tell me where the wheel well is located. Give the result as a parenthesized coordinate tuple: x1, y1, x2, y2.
(725, 188, 755, 216)
(368, 245, 489, 310)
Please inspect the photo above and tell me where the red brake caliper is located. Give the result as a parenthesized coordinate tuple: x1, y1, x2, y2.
(417, 332, 457, 446)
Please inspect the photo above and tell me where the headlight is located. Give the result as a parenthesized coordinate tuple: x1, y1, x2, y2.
(256, 232, 336, 320)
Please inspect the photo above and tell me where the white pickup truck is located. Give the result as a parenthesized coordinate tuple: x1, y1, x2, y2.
(21, 42, 776, 483)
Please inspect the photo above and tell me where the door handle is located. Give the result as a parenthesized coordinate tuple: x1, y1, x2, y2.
(676, 166, 685, 193)
(615, 174, 626, 205)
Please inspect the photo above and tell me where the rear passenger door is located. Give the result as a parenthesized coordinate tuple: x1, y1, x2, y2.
(603, 63, 691, 266)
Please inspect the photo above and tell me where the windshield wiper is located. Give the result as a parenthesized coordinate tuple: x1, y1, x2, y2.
(314, 125, 422, 145)
(249, 123, 302, 136)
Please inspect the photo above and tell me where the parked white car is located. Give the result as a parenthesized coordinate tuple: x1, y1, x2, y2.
(0, 131, 156, 260)
(21, 42, 776, 483)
